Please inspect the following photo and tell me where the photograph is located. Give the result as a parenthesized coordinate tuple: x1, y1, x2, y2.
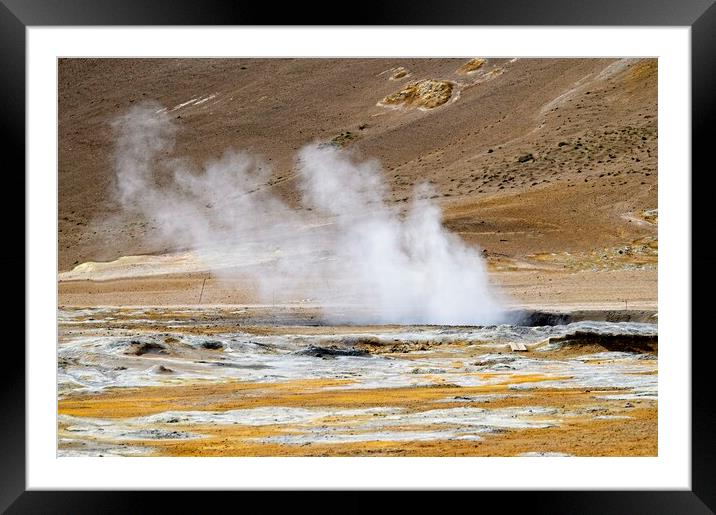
(57, 57, 658, 457)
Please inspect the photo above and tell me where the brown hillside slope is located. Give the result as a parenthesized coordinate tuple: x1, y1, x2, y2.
(59, 58, 657, 307)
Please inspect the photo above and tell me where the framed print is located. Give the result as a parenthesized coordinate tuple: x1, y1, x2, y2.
(5, 0, 715, 511)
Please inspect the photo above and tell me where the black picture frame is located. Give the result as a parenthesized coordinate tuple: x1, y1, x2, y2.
(4, 0, 714, 512)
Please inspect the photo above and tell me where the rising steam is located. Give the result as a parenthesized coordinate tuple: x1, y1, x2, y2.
(111, 103, 507, 325)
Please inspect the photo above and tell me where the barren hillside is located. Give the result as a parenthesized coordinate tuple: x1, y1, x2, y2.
(58, 57, 657, 307)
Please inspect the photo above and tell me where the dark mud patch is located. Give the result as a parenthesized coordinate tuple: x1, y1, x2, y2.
(124, 340, 168, 356)
(121, 429, 194, 440)
(213, 361, 270, 370)
(544, 331, 657, 353)
(510, 309, 657, 326)
(192, 359, 270, 370)
(511, 310, 571, 326)
(295, 345, 371, 358)
(473, 355, 522, 367)
(569, 310, 657, 324)
(322, 336, 437, 355)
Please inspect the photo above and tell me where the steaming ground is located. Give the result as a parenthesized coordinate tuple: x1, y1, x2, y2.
(57, 58, 658, 456)
(58, 306, 657, 457)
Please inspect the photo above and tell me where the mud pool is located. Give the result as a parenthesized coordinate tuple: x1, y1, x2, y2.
(58, 306, 657, 456)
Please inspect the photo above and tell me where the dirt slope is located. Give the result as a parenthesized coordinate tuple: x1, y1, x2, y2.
(59, 58, 657, 292)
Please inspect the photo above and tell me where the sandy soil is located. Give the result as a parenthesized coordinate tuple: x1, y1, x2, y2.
(58, 267, 656, 311)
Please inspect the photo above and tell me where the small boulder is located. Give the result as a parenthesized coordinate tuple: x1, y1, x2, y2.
(517, 153, 534, 163)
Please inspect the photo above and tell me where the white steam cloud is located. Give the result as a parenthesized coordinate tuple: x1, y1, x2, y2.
(111, 102, 507, 325)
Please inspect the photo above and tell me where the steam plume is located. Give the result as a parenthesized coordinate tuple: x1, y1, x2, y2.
(111, 103, 507, 325)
